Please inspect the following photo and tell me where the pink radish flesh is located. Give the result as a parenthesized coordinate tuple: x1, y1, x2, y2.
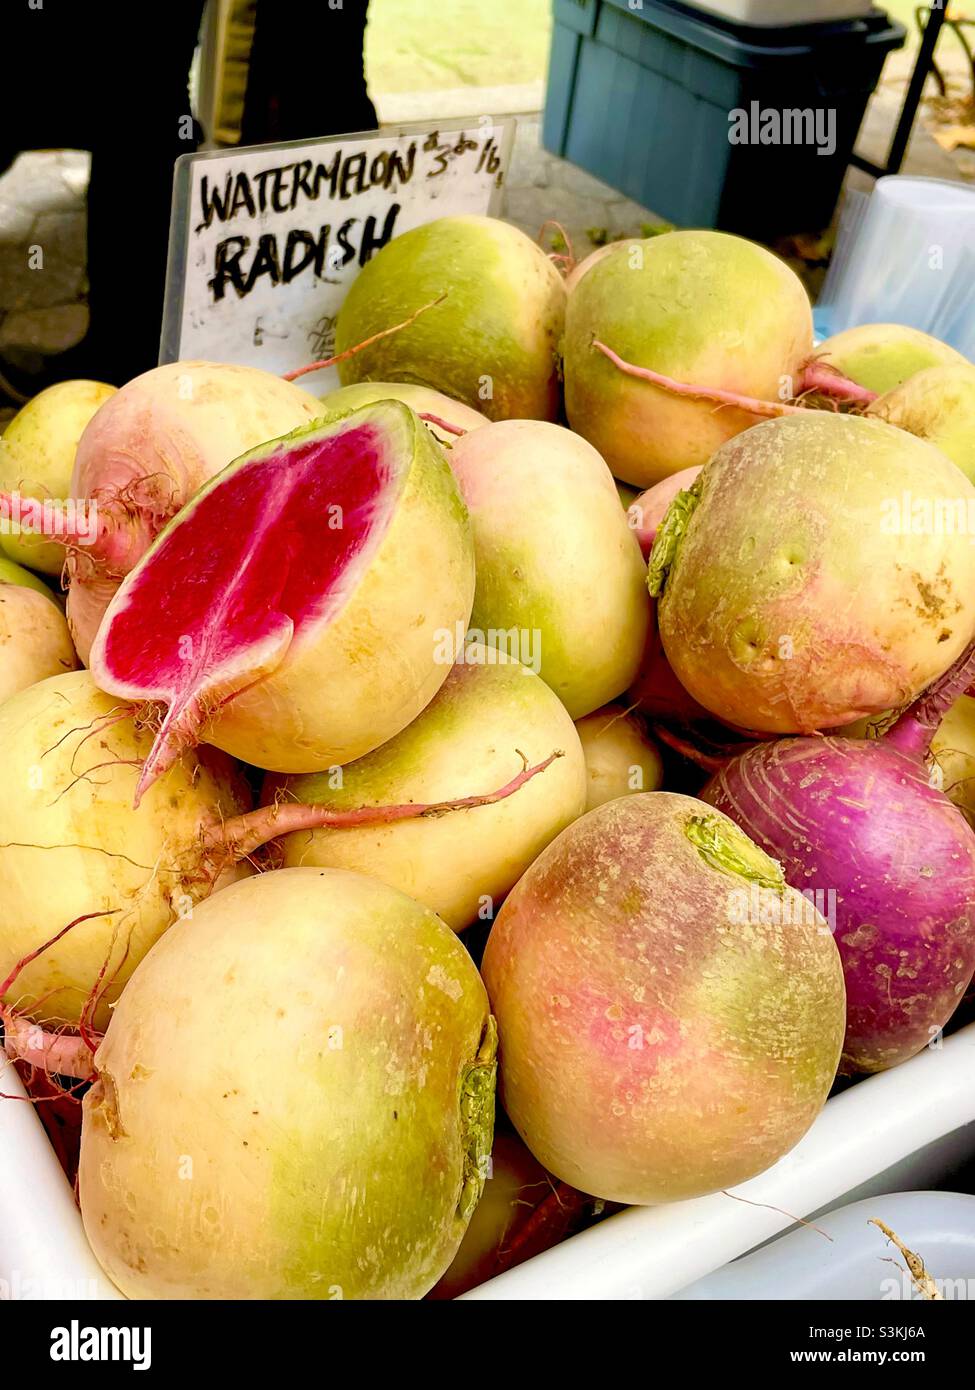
(94, 421, 399, 800)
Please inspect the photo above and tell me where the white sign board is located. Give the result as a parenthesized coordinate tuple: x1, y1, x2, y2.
(161, 118, 514, 384)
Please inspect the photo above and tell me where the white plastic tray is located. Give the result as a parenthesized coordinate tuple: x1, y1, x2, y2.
(465, 1023, 975, 1299)
(2, 1023, 973, 1301)
(681, 0, 876, 25)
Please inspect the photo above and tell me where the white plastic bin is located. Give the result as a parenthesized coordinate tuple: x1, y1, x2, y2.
(674, 1191, 975, 1299)
(3, 1024, 974, 1301)
(465, 1023, 975, 1299)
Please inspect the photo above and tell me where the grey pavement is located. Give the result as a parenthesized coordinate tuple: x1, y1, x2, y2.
(1, 53, 971, 414)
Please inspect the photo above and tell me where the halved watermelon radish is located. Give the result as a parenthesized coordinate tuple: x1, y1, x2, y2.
(6, 362, 323, 663)
(90, 401, 475, 800)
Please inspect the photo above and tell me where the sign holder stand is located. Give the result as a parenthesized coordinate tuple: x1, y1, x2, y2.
(160, 118, 515, 377)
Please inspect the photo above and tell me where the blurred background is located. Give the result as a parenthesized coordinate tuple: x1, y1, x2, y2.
(1, 0, 972, 412)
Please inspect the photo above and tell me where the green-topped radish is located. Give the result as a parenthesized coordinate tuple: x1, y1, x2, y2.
(267, 643, 586, 930)
(79, 867, 496, 1300)
(869, 362, 975, 485)
(651, 413, 975, 733)
(89, 401, 475, 797)
(0, 559, 77, 701)
(482, 793, 845, 1203)
(563, 231, 813, 486)
(0, 671, 251, 1032)
(574, 703, 663, 811)
(319, 380, 488, 445)
(334, 215, 565, 422)
(0, 379, 116, 576)
(448, 420, 650, 719)
(816, 322, 969, 397)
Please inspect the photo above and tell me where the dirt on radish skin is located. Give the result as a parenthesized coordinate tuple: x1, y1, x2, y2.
(79, 867, 497, 1301)
(0, 379, 116, 576)
(90, 401, 475, 793)
(651, 413, 975, 734)
(481, 793, 845, 1204)
(448, 420, 650, 719)
(267, 644, 586, 930)
(40, 362, 322, 663)
(334, 215, 566, 422)
(0, 670, 252, 1031)
(701, 657, 975, 1073)
(563, 231, 813, 486)
(816, 323, 969, 397)
(318, 380, 489, 445)
(0, 578, 77, 701)
(574, 703, 663, 811)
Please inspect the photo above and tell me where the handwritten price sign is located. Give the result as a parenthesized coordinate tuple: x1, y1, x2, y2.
(161, 118, 514, 381)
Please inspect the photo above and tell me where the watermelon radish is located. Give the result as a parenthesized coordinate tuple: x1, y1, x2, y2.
(482, 792, 845, 1203)
(90, 401, 475, 799)
(0, 379, 116, 576)
(447, 420, 651, 719)
(0, 564, 77, 702)
(319, 381, 489, 445)
(651, 413, 975, 734)
(563, 231, 814, 486)
(334, 215, 566, 422)
(574, 703, 663, 811)
(0, 670, 252, 1032)
(869, 362, 975, 485)
(816, 323, 969, 397)
(3, 362, 322, 663)
(79, 867, 497, 1300)
(266, 643, 586, 930)
(0, 666, 556, 1045)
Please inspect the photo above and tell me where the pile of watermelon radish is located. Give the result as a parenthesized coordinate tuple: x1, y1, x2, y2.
(2, 214, 975, 1300)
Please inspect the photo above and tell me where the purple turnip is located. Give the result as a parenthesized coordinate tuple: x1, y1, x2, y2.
(701, 645, 975, 1073)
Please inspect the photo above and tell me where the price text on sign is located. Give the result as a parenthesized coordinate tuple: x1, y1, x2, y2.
(162, 119, 513, 380)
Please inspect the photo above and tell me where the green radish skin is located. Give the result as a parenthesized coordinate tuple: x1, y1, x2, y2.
(0, 379, 116, 575)
(564, 241, 625, 296)
(869, 362, 975, 485)
(267, 644, 587, 930)
(319, 381, 489, 445)
(653, 413, 975, 734)
(448, 420, 651, 719)
(91, 402, 476, 784)
(79, 866, 496, 1301)
(817, 323, 969, 397)
(0, 671, 251, 1030)
(0, 554, 60, 600)
(334, 215, 566, 422)
(563, 231, 813, 487)
(481, 792, 845, 1205)
(574, 703, 663, 812)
